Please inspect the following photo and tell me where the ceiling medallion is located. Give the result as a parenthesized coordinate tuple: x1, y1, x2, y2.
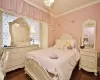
(44, 0, 54, 7)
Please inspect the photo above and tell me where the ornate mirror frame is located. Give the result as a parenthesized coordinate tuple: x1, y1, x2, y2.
(82, 19, 96, 49)
(9, 18, 31, 47)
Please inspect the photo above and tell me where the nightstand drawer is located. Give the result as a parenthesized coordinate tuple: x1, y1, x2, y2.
(80, 51, 97, 57)
(81, 55, 97, 63)
(7, 58, 24, 68)
(80, 60, 97, 69)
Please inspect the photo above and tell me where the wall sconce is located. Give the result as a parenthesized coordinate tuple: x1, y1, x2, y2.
(52, 29, 55, 31)
(71, 20, 75, 23)
(58, 24, 60, 27)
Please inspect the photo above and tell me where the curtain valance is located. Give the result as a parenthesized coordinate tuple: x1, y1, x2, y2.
(0, 0, 50, 23)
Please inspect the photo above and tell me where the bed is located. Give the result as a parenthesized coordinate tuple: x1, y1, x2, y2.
(25, 33, 80, 80)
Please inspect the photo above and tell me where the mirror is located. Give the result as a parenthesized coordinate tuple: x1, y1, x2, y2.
(9, 18, 31, 47)
(82, 19, 96, 49)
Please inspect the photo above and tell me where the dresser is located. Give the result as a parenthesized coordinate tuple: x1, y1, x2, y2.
(2, 45, 39, 72)
(0, 70, 4, 80)
(79, 48, 97, 75)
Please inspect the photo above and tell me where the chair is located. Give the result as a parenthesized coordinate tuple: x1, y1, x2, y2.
(0, 51, 9, 80)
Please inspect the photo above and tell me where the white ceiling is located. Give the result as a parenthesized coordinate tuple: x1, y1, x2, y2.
(24, 0, 99, 17)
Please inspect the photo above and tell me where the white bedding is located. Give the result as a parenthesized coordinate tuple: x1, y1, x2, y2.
(26, 47, 80, 80)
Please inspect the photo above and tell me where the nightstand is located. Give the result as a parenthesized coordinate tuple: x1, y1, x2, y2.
(79, 48, 97, 76)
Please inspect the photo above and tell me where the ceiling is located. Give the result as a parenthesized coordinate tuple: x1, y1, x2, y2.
(24, 0, 99, 17)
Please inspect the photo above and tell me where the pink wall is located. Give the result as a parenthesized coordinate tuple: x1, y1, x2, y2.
(55, 3, 100, 51)
(48, 15, 56, 46)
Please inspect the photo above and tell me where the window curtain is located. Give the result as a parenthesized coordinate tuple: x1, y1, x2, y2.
(0, 10, 2, 47)
(0, 0, 50, 24)
(25, 18, 40, 45)
(2, 12, 17, 46)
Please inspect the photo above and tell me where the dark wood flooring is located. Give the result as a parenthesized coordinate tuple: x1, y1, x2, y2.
(4, 67, 99, 80)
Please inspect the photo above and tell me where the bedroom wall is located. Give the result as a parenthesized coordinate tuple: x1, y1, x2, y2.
(0, 0, 56, 47)
(55, 3, 100, 51)
(48, 15, 56, 46)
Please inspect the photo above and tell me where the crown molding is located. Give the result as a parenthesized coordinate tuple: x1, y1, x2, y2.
(23, 0, 56, 17)
(57, 0, 100, 17)
(24, 0, 100, 18)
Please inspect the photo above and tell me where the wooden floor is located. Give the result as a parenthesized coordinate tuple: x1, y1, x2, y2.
(4, 67, 98, 80)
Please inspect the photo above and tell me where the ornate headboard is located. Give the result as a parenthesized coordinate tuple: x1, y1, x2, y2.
(9, 18, 31, 47)
(60, 33, 73, 40)
(60, 33, 79, 48)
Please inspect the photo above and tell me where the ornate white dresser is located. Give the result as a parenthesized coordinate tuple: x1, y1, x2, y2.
(79, 48, 97, 75)
(2, 45, 39, 72)
(79, 19, 98, 75)
(2, 18, 39, 72)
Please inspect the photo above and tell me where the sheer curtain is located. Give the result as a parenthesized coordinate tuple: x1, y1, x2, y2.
(2, 12, 17, 46)
(25, 18, 40, 45)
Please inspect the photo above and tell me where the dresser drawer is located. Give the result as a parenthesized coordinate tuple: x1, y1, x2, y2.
(80, 60, 97, 69)
(8, 52, 26, 60)
(6, 63, 24, 71)
(18, 46, 39, 52)
(18, 47, 28, 52)
(23, 47, 34, 51)
(7, 58, 25, 68)
(80, 51, 97, 57)
(3, 45, 39, 72)
(10, 48, 19, 53)
(81, 55, 97, 63)
(27, 46, 39, 50)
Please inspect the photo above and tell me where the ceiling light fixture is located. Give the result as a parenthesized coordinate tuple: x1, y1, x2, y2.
(44, 0, 54, 7)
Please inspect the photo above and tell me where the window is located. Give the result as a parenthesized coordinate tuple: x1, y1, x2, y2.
(2, 12, 40, 46)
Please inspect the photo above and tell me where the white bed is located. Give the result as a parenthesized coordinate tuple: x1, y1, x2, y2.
(25, 33, 80, 80)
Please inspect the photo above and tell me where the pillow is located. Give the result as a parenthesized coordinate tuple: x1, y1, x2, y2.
(70, 39, 78, 48)
(54, 39, 66, 49)
(63, 39, 78, 50)
(63, 40, 72, 50)
(66, 40, 71, 47)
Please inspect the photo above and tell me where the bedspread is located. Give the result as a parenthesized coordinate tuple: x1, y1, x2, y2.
(26, 47, 80, 80)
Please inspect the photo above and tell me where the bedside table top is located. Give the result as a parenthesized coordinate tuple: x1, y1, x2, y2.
(79, 48, 97, 57)
(79, 48, 97, 53)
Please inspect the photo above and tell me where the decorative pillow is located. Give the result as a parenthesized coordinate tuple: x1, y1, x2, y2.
(70, 39, 78, 48)
(54, 39, 66, 49)
(63, 39, 78, 50)
(66, 40, 71, 47)
(63, 40, 72, 50)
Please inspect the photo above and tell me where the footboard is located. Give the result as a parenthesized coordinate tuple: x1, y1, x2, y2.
(25, 57, 53, 80)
